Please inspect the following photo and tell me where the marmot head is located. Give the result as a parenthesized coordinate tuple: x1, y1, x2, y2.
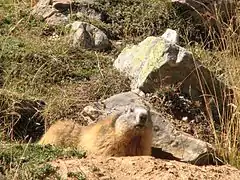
(113, 106, 152, 137)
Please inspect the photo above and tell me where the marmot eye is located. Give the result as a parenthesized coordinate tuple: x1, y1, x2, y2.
(139, 114, 147, 125)
(129, 107, 134, 112)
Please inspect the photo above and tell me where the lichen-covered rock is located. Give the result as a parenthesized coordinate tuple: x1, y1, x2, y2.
(113, 35, 194, 93)
(82, 91, 214, 165)
(70, 21, 111, 51)
(114, 30, 232, 121)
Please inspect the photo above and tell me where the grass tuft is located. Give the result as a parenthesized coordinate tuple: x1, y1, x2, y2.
(0, 143, 85, 179)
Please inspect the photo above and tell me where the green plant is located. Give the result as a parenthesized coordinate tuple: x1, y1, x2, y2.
(0, 143, 85, 179)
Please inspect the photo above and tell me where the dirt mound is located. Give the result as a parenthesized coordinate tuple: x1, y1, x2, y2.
(51, 156, 240, 180)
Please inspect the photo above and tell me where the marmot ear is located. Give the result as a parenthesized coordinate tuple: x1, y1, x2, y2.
(110, 112, 122, 127)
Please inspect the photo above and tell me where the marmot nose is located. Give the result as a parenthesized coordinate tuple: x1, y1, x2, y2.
(138, 113, 148, 125)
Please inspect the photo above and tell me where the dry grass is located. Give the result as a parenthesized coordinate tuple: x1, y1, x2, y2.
(185, 0, 240, 168)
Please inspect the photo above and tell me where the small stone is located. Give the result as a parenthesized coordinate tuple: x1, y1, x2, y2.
(70, 21, 110, 51)
(161, 28, 179, 44)
(182, 116, 188, 121)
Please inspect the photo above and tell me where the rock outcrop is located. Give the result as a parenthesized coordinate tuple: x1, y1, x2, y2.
(81, 91, 214, 165)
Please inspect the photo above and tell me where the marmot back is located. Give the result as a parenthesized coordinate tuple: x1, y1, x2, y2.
(39, 106, 153, 156)
(38, 120, 82, 148)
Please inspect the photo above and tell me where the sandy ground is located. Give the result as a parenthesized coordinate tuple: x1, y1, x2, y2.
(51, 156, 240, 180)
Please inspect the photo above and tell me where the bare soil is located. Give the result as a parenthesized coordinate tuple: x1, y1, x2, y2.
(51, 156, 240, 180)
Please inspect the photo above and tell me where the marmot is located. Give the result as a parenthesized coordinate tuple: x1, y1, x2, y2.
(38, 106, 153, 156)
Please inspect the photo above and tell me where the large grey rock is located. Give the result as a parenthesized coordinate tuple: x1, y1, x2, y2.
(70, 21, 110, 50)
(81, 91, 214, 164)
(113, 35, 192, 93)
(113, 31, 232, 121)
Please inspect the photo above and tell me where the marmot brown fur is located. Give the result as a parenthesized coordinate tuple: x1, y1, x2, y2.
(38, 106, 153, 156)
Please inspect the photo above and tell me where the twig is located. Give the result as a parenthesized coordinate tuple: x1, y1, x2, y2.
(95, 52, 104, 78)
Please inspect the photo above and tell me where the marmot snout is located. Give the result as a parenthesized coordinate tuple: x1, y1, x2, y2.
(114, 106, 152, 137)
(39, 106, 153, 157)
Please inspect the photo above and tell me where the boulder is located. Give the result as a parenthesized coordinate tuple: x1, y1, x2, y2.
(113, 30, 232, 121)
(69, 21, 111, 51)
(81, 91, 214, 165)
